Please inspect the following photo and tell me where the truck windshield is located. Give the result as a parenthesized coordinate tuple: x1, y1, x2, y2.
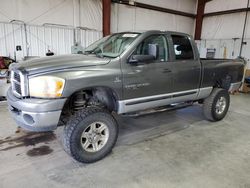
(84, 33, 140, 58)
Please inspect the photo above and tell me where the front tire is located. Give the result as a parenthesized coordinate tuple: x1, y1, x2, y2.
(63, 107, 118, 163)
(203, 88, 230, 121)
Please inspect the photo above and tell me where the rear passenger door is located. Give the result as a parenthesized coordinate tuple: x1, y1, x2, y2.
(168, 34, 201, 93)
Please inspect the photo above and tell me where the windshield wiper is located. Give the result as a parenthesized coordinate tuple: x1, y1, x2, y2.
(84, 46, 110, 58)
(84, 46, 101, 53)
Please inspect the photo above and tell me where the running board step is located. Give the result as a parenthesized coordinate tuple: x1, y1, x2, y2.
(122, 102, 193, 117)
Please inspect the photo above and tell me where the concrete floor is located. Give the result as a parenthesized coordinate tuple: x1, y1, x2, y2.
(0, 93, 250, 188)
(0, 79, 9, 97)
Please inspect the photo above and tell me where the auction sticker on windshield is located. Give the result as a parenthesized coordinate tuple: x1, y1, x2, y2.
(122, 34, 138, 38)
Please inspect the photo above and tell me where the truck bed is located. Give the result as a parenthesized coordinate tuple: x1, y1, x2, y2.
(200, 58, 244, 89)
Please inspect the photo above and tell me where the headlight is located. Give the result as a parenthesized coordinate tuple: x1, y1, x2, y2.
(29, 76, 65, 98)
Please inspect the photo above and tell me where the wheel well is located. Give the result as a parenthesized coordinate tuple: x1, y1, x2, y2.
(215, 75, 232, 90)
(62, 87, 118, 114)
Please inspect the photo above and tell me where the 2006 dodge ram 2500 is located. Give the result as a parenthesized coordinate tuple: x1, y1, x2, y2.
(7, 30, 244, 163)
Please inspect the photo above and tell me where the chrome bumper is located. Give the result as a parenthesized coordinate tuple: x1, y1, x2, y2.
(7, 88, 66, 132)
(229, 82, 242, 92)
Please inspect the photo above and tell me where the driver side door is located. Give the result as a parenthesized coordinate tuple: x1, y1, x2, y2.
(120, 34, 174, 113)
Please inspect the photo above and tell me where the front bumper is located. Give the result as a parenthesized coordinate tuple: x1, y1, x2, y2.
(7, 88, 66, 132)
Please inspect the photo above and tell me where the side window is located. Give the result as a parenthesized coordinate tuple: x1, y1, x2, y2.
(171, 35, 194, 60)
(134, 35, 168, 62)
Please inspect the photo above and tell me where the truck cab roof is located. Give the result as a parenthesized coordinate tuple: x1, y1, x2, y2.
(113, 30, 192, 37)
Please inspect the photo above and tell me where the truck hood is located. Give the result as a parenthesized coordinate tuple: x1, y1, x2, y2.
(12, 54, 110, 74)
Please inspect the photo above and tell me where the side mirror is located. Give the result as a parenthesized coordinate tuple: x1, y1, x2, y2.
(129, 55, 155, 64)
(128, 43, 159, 64)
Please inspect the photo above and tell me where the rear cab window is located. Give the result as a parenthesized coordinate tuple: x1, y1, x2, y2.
(171, 35, 194, 60)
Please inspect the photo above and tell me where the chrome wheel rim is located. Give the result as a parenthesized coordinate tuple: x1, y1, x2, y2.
(215, 96, 227, 115)
(81, 122, 109, 152)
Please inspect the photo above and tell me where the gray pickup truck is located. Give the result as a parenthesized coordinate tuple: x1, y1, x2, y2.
(7, 30, 244, 163)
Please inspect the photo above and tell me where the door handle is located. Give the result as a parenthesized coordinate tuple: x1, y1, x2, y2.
(162, 68, 172, 73)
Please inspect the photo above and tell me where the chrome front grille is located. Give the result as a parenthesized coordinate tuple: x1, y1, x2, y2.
(11, 70, 27, 98)
(13, 72, 21, 82)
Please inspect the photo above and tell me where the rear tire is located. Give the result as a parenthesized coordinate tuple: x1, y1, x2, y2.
(203, 88, 230, 121)
(63, 107, 118, 163)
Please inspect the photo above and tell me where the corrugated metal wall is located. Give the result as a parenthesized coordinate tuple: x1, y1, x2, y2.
(0, 21, 102, 60)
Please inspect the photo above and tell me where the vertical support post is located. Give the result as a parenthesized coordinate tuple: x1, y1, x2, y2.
(103, 0, 111, 36)
(24, 23, 29, 57)
(194, 0, 206, 40)
(239, 0, 250, 56)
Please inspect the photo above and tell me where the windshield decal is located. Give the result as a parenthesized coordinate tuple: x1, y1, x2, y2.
(122, 34, 138, 38)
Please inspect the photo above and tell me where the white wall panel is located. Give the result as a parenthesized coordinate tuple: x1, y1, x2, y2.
(201, 13, 245, 39)
(0, 0, 75, 25)
(198, 38, 250, 69)
(0, 22, 102, 60)
(198, 39, 241, 59)
(136, 0, 197, 14)
(80, 0, 102, 31)
(200, 0, 250, 62)
(111, 4, 135, 32)
(0, 0, 102, 60)
(205, 0, 248, 13)
(0, 0, 102, 31)
(111, 4, 195, 35)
